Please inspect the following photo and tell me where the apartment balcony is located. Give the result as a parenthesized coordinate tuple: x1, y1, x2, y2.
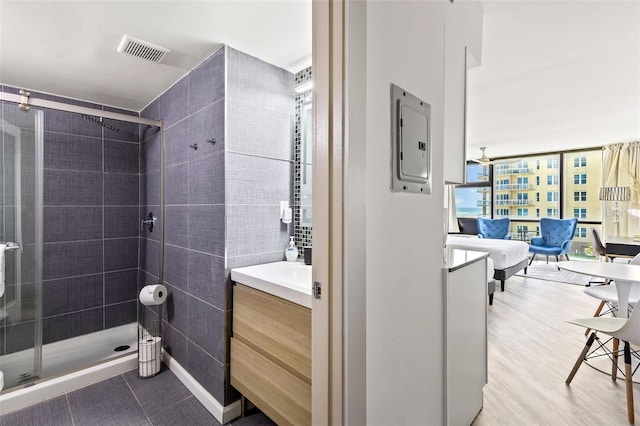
(475, 172, 490, 182)
(495, 184, 535, 191)
(476, 200, 491, 207)
(495, 168, 533, 176)
(494, 199, 535, 206)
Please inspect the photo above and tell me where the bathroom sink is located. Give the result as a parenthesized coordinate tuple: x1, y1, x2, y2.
(230, 261, 312, 308)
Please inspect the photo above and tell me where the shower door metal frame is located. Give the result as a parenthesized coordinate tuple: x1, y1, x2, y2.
(0, 89, 164, 390)
(0, 90, 164, 283)
(0, 109, 43, 383)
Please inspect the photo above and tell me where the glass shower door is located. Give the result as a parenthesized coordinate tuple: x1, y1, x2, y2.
(0, 105, 43, 390)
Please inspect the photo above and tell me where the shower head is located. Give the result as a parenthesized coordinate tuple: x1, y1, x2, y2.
(81, 114, 120, 133)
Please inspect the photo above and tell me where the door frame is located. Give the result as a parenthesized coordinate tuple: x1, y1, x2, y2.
(312, 0, 344, 424)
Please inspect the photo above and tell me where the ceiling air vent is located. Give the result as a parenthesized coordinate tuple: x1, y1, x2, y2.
(117, 34, 169, 64)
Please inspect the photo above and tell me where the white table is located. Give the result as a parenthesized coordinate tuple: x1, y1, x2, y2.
(559, 261, 640, 319)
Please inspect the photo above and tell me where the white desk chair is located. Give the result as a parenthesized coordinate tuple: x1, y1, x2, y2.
(583, 253, 640, 335)
(567, 281, 640, 424)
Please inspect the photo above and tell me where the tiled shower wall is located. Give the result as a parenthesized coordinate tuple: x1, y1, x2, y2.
(139, 45, 293, 407)
(140, 47, 227, 403)
(225, 47, 294, 270)
(0, 85, 141, 355)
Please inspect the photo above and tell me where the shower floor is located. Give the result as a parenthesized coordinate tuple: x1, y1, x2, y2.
(0, 323, 137, 391)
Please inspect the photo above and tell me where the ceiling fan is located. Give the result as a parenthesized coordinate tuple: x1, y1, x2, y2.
(470, 147, 521, 166)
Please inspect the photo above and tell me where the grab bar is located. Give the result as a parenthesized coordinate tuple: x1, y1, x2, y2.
(2, 242, 20, 251)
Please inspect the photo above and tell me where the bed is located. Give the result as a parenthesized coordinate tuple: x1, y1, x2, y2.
(446, 235, 530, 292)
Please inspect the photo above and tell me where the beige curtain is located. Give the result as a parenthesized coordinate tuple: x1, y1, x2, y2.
(602, 142, 640, 237)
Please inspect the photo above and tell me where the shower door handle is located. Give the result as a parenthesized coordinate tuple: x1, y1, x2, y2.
(2, 242, 21, 251)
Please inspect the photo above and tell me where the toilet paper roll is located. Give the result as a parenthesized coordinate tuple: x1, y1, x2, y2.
(139, 284, 167, 306)
(138, 336, 162, 377)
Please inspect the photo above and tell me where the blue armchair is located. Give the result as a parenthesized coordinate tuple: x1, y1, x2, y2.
(528, 217, 578, 265)
(477, 217, 512, 240)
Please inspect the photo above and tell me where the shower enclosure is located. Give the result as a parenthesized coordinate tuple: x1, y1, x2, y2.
(0, 90, 163, 395)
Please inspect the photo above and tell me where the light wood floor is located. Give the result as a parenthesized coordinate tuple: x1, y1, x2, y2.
(472, 274, 640, 425)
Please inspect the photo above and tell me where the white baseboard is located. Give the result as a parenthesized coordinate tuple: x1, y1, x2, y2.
(162, 351, 241, 424)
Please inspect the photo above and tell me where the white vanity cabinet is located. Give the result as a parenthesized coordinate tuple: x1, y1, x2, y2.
(229, 262, 312, 426)
(443, 249, 488, 425)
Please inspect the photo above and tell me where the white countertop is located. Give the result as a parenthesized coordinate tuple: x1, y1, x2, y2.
(230, 261, 312, 308)
(444, 248, 489, 272)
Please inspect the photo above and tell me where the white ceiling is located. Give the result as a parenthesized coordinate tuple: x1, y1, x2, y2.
(0, 1, 312, 111)
(467, 1, 640, 159)
(0, 1, 637, 158)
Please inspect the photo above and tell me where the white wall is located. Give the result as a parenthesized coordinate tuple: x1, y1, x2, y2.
(364, 3, 447, 424)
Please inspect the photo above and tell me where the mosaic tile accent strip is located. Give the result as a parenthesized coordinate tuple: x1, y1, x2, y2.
(294, 67, 313, 255)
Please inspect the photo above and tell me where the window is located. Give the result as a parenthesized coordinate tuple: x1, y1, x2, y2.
(573, 156, 587, 167)
(574, 208, 587, 219)
(547, 158, 559, 168)
(547, 191, 559, 202)
(536, 176, 540, 185)
(517, 193, 528, 200)
(536, 192, 540, 202)
(547, 175, 558, 185)
(517, 177, 529, 189)
(455, 163, 492, 218)
(573, 191, 587, 202)
(536, 208, 540, 217)
(575, 227, 587, 238)
(517, 208, 529, 217)
(536, 160, 540, 170)
(547, 208, 558, 217)
(573, 174, 587, 185)
(495, 164, 509, 175)
(496, 178, 509, 190)
(496, 208, 509, 216)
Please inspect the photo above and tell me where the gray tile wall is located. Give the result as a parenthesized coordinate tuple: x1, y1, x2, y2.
(0, 86, 142, 354)
(138, 46, 294, 408)
(225, 47, 294, 270)
(140, 46, 227, 404)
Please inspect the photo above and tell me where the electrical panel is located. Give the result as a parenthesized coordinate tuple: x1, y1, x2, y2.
(390, 83, 431, 194)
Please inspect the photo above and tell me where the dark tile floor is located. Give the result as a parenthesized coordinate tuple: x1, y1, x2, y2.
(0, 367, 275, 426)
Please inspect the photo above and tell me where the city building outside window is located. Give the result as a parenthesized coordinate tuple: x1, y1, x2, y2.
(574, 156, 587, 167)
(454, 163, 491, 218)
(547, 208, 559, 217)
(573, 208, 587, 219)
(573, 191, 587, 202)
(573, 173, 587, 184)
(547, 191, 559, 202)
(547, 175, 559, 185)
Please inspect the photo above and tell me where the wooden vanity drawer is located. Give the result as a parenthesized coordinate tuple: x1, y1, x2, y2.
(230, 337, 311, 426)
(232, 284, 311, 382)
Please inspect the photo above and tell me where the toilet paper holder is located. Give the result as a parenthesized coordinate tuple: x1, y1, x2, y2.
(137, 283, 166, 379)
(138, 321, 161, 378)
